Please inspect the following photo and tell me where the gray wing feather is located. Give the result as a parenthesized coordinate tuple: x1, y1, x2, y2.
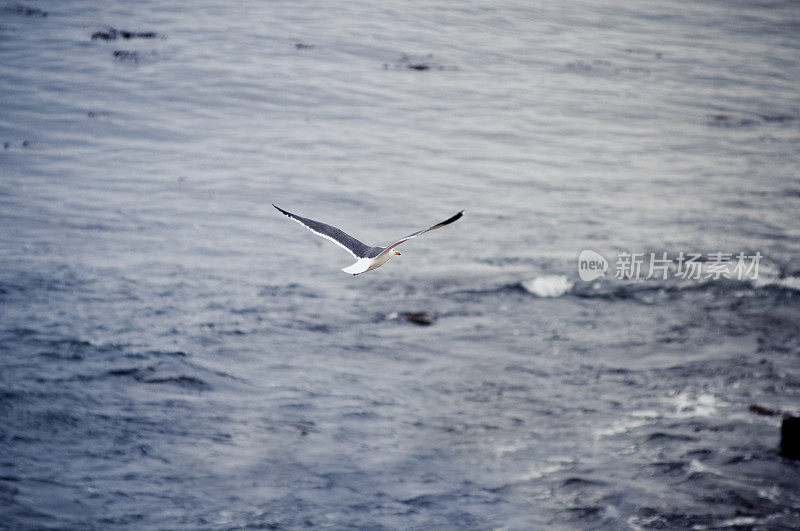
(375, 210, 464, 260)
(273, 205, 373, 259)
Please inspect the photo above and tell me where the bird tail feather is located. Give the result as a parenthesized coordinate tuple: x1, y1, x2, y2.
(341, 258, 372, 275)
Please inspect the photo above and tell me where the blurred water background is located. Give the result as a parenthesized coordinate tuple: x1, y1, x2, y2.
(1, 0, 799, 528)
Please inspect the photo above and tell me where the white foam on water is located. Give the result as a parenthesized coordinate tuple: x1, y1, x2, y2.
(673, 392, 717, 418)
(521, 275, 574, 298)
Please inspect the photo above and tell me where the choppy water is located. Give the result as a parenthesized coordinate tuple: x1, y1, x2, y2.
(2, 0, 800, 528)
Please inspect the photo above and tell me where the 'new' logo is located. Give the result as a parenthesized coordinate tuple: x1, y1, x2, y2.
(578, 250, 608, 281)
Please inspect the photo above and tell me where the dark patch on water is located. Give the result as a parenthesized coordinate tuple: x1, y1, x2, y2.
(397, 311, 434, 326)
(143, 349, 188, 358)
(105, 360, 212, 391)
(141, 375, 211, 391)
(759, 113, 794, 123)
(692, 423, 735, 433)
(383, 53, 457, 71)
(624, 47, 664, 59)
(107, 366, 145, 377)
(292, 320, 331, 333)
(399, 493, 439, 507)
(633, 507, 718, 529)
(706, 113, 758, 127)
(91, 28, 157, 41)
(650, 461, 687, 475)
(290, 421, 315, 437)
(112, 50, 139, 63)
(561, 476, 606, 488)
(646, 431, 699, 442)
(749, 403, 783, 417)
(706, 111, 796, 128)
(3, 3, 47, 17)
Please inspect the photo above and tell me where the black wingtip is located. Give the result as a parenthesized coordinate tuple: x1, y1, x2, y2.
(442, 210, 464, 226)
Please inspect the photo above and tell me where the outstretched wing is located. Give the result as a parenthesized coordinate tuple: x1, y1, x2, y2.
(273, 204, 372, 259)
(375, 210, 464, 260)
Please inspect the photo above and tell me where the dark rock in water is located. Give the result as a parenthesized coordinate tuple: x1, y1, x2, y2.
(92, 28, 157, 40)
(780, 416, 800, 459)
(107, 367, 142, 377)
(92, 30, 115, 40)
(749, 403, 781, 417)
(386, 311, 436, 326)
(403, 312, 432, 326)
(705, 112, 794, 127)
(121, 30, 156, 39)
(112, 50, 139, 63)
(3, 3, 47, 17)
(385, 53, 457, 72)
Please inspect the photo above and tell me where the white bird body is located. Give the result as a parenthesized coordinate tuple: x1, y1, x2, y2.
(341, 255, 385, 275)
(273, 205, 464, 275)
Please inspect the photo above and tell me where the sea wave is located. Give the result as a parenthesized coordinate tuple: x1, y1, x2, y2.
(454, 271, 800, 302)
(520, 275, 574, 297)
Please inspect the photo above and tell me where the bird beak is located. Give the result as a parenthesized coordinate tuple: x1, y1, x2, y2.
(394, 251, 401, 255)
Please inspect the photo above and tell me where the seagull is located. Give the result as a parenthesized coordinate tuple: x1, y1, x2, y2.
(273, 204, 464, 275)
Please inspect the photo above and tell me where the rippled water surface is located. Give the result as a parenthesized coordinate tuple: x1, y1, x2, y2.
(2, 0, 800, 528)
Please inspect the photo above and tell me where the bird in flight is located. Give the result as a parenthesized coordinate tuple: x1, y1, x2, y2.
(273, 204, 464, 275)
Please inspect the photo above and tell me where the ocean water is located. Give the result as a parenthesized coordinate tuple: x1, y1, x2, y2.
(1, 0, 799, 528)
